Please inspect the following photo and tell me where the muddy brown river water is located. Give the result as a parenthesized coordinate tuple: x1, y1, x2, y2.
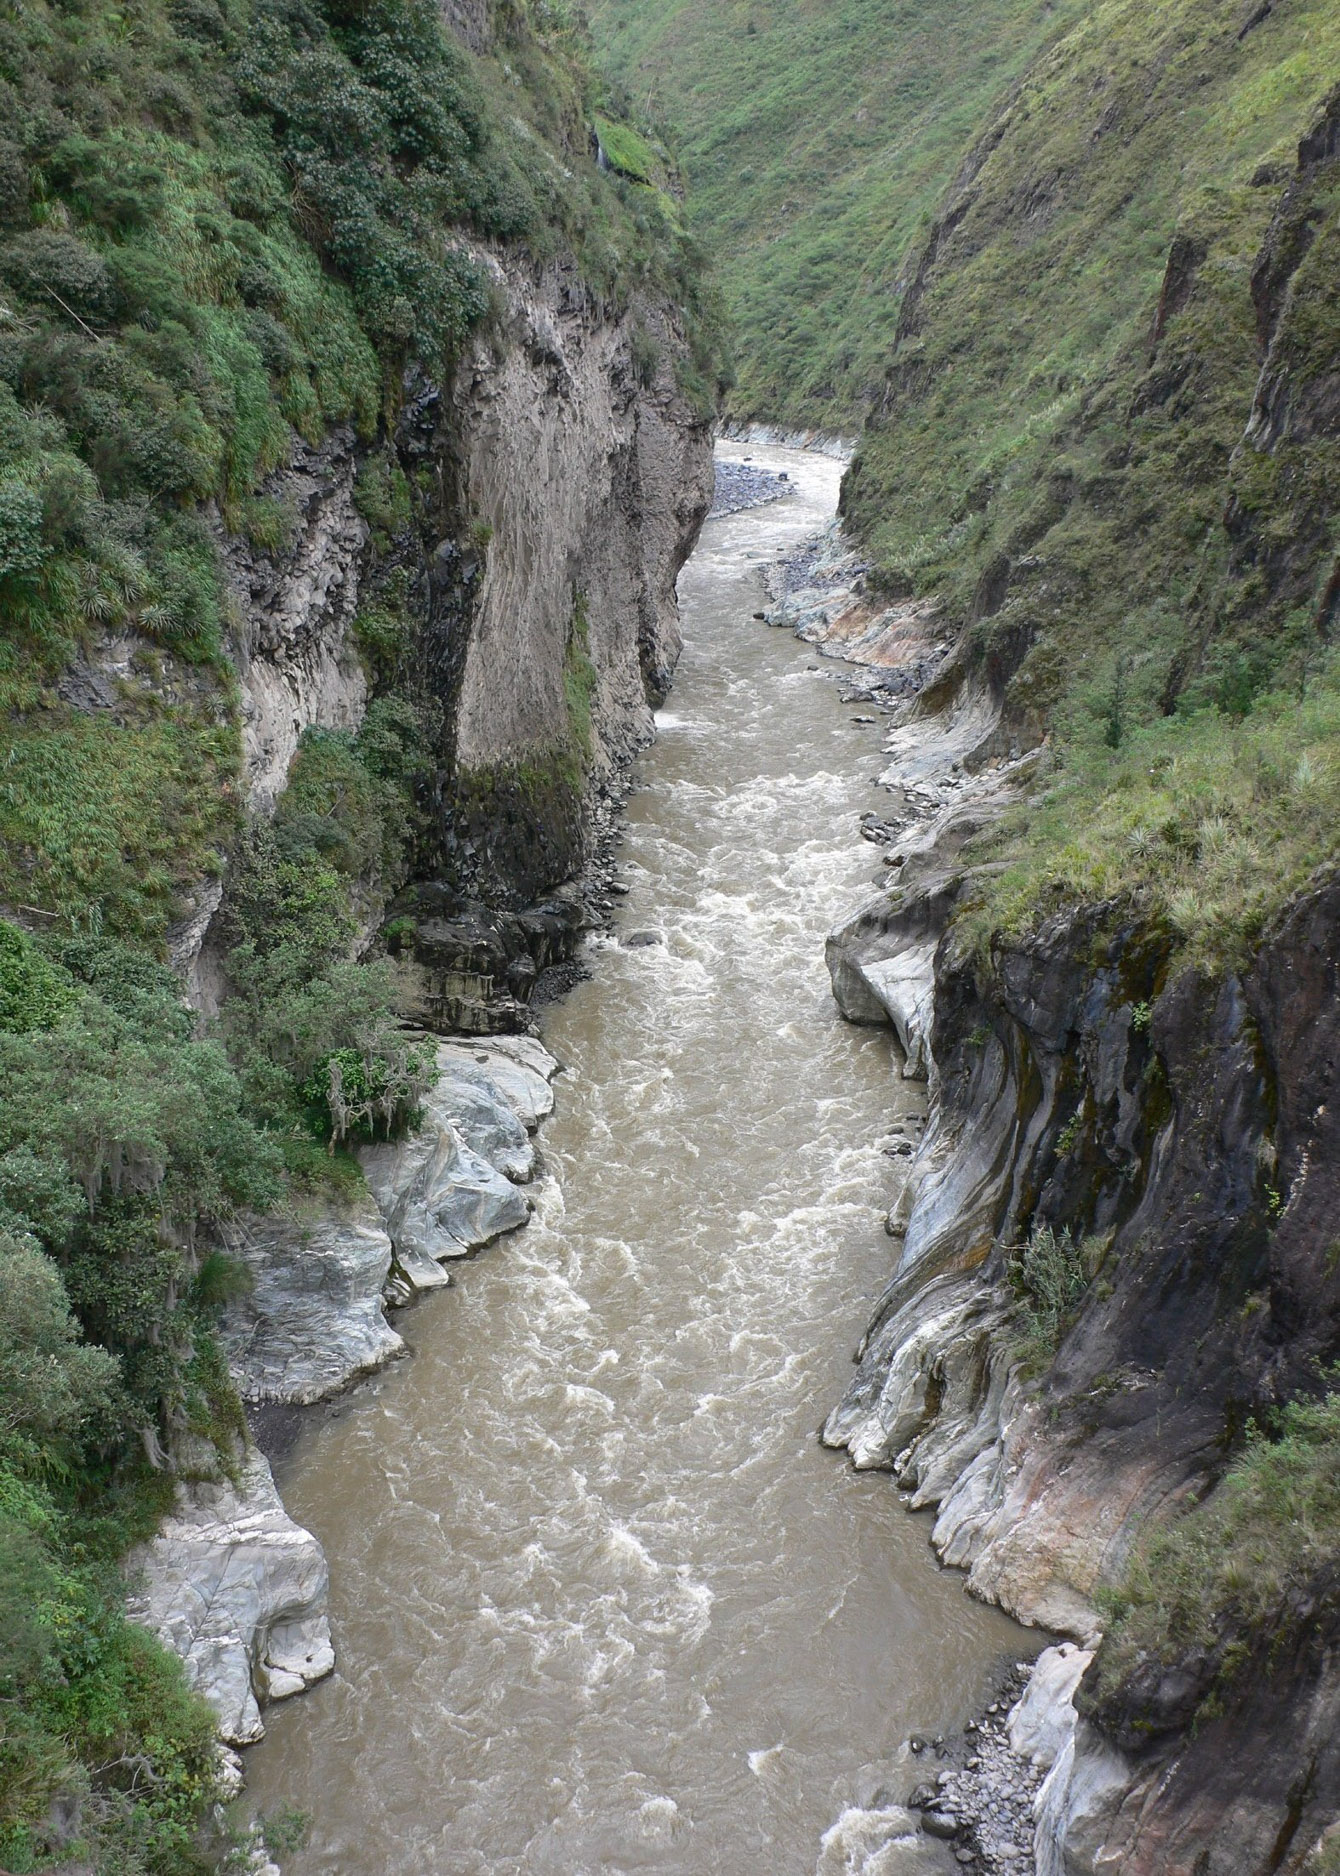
(246, 445, 1033, 1874)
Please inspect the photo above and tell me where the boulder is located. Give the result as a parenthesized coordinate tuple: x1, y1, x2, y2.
(362, 1124, 530, 1265)
(359, 1035, 560, 1295)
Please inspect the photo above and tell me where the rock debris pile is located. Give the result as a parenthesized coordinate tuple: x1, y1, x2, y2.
(907, 1665, 1043, 1870)
(708, 456, 793, 517)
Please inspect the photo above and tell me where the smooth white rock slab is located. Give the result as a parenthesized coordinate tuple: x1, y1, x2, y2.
(362, 1124, 531, 1265)
(1009, 1643, 1096, 1770)
(223, 1199, 403, 1404)
(361, 1035, 560, 1294)
(127, 1450, 333, 1746)
(435, 1036, 558, 1132)
(855, 944, 937, 1080)
(1035, 1719, 1132, 1876)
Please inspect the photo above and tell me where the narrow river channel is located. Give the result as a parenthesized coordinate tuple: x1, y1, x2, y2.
(246, 445, 1032, 1874)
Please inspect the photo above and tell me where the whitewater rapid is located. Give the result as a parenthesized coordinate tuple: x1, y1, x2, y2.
(245, 443, 1030, 1874)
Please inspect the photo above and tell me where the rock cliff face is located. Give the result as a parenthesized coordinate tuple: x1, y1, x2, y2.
(150, 237, 709, 1749)
(423, 262, 712, 915)
(820, 700, 1340, 1870)
(216, 255, 711, 906)
(797, 67, 1340, 1872)
(199, 251, 711, 1033)
(450, 261, 711, 788)
(222, 429, 370, 818)
(127, 1450, 334, 1748)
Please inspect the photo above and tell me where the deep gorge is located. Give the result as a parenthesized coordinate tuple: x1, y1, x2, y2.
(1, 0, 1338, 1872)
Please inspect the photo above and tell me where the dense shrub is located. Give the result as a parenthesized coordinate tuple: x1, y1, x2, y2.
(0, 1463, 222, 1874)
(0, 1233, 119, 1461)
(1007, 1220, 1090, 1370)
(219, 710, 433, 1162)
(0, 920, 291, 1866)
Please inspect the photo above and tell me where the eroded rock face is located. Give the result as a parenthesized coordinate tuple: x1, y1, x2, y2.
(127, 1450, 333, 1746)
(220, 1036, 560, 1402)
(827, 860, 1340, 1861)
(220, 428, 369, 816)
(221, 1196, 404, 1406)
(433, 259, 714, 903)
(386, 880, 587, 1034)
(361, 1035, 559, 1299)
(181, 254, 711, 1004)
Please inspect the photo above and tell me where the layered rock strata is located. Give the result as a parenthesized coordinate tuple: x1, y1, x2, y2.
(816, 630, 1340, 1863)
(762, 394, 1340, 1860)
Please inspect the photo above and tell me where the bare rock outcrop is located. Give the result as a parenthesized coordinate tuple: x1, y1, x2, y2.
(221, 1195, 405, 1407)
(826, 834, 1340, 1863)
(220, 1036, 559, 1401)
(127, 1449, 333, 1746)
(164, 1035, 559, 1754)
(219, 427, 369, 815)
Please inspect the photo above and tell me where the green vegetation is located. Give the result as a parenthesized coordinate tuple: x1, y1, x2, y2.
(829, 0, 1340, 966)
(0, 710, 240, 942)
(0, 0, 719, 946)
(598, 0, 1339, 960)
(1007, 1220, 1090, 1370)
(592, 112, 663, 186)
(563, 596, 598, 759)
(1095, 1381, 1340, 1720)
(0, 921, 276, 1869)
(218, 707, 435, 1169)
(959, 653, 1340, 965)
(588, 0, 1092, 427)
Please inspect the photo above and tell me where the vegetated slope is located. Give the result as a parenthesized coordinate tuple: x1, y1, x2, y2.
(841, 0, 1340, 965)
(587, 0, 1092, 430)
(0, 0, 712, 1867)
(822, 0, 1340, 1855)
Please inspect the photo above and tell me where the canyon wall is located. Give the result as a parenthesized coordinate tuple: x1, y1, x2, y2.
(788, 78, 1340, 1868)
(134, 264, 712, 1745)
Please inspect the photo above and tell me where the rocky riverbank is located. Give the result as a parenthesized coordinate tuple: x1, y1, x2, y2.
(721, 419, 856, 460)
(129, 1035, 561, 1746)
(709, 456, 795, 518)
(769, 488, 1340, 1868)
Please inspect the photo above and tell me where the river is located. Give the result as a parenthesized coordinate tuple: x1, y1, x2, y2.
(245, 443, 1032, 1874)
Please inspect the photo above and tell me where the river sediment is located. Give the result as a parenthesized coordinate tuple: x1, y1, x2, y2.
(242, 445, 1036, 1874)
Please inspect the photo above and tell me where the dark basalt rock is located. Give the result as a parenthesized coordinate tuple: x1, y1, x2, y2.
(385, 879, 587, 1034)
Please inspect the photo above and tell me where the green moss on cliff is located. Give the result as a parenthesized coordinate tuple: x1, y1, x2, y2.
(0, 707, 240, 940)
(1093, 1381, 1340, 1722)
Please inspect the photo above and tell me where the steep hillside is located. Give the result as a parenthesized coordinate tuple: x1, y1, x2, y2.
(801, 0, 1340, 1864)
(842, 0, 1340, 963)
(587, 0, 1092, 430)
(0, 0, 716, 1867)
